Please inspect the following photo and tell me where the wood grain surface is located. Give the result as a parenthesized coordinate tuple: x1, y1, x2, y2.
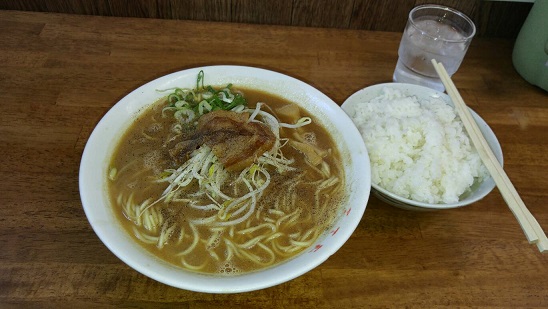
(0, 0, 533, 38)
(1, 10, 547, 308)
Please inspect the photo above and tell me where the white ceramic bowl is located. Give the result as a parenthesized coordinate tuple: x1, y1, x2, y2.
(341, 82, 503, 211)
(79, 66, 371, 293)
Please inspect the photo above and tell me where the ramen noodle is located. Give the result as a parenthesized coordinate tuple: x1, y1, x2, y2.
(108, 72, 346, 275)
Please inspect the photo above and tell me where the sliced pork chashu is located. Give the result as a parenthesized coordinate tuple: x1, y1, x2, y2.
(169, 110, 276, 171)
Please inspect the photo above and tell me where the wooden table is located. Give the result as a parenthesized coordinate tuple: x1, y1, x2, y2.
(1, 10, 547, 308)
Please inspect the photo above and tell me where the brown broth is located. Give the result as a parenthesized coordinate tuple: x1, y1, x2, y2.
(108, 88, 345, 275)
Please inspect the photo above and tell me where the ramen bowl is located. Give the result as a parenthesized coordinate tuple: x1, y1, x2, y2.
(342, 83, 502, 211)
(79, 66, 371, 293)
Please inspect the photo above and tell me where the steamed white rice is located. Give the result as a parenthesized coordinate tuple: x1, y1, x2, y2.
(351, 87, 488, 204)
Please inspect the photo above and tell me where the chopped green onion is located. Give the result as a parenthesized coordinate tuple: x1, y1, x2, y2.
(159, 70, 247, 123)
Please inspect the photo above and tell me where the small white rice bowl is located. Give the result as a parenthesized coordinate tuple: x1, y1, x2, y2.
(342, 83, 503, 210)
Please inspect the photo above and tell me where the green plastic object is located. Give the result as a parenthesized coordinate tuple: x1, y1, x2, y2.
(512, 0, 548, 91)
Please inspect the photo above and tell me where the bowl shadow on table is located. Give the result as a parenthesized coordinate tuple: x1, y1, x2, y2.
(343, 194, 468, 259)
(358, 195, 446, 239)
(316, 195, 475, 278)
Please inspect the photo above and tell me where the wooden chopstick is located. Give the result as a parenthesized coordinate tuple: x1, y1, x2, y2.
(431, 59, 548, 253)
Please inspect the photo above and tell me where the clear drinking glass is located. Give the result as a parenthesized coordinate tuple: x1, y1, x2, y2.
(393, 5, 476, 91)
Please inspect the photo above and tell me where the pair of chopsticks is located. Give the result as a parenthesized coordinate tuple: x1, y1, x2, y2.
(431, 59, 548, 253)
